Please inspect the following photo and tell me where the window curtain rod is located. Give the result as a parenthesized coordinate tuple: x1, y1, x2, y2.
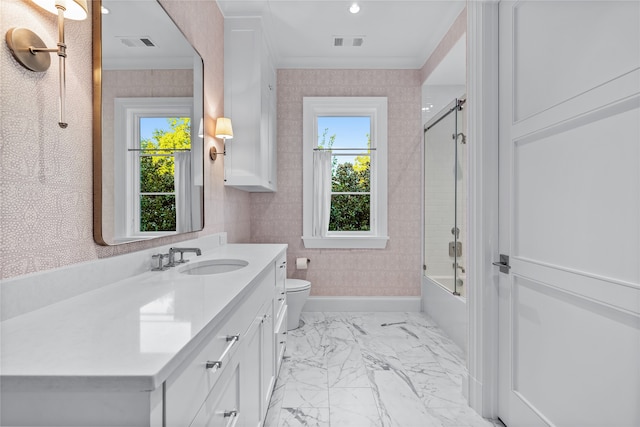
(127, 148, 191, 152)
(313, 147, 376, 151)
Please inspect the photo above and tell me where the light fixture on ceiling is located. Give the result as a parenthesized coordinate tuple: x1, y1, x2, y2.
(5, 0, 88, 128)
(349, 3, 360, 14)
(210, 117, 233, 161)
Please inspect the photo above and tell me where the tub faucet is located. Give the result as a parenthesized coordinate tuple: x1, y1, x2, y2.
(168, 247, 202, 266)
(453, 262, 465, 274)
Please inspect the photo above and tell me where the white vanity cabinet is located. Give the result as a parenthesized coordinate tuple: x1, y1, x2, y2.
(0, 244, 287, 427)
(223, 17, 277, 192)
(240, 297, 276, 427)
(166, 263, 274, 426)
(168, 257, 283, 427)
(188, 359, 241, 427)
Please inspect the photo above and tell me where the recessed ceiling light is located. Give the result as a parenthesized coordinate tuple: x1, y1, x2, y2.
(349, 3, 360, 14)
(101, 6, 110, 14)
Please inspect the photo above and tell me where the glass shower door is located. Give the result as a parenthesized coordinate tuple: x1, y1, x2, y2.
(423, 98, 466, 296)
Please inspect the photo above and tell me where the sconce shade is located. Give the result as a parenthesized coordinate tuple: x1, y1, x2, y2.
(215, 117, 233, 140)
(32, 0, 88, 20)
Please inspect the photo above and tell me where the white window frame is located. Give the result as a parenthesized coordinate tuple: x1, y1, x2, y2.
(114, 97, 193, 240)
(302, 96, 389, 249)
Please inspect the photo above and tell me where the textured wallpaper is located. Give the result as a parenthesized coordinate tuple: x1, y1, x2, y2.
(251, 69, 423, 297)
(0, 0, 250, 280)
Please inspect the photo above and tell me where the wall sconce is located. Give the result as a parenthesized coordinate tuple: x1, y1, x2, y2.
(5, 0, 88, 128)
(209, 117, 233, 161)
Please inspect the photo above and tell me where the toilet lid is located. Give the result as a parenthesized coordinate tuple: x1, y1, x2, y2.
(286, 279, 311, 292)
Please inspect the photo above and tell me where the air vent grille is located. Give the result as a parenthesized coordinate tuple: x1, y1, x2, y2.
(332, 35, 364, 48)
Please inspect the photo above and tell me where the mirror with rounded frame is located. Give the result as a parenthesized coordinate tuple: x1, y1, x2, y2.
(93, 0, 204, 245)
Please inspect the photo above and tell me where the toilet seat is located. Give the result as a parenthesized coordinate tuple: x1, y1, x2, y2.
(286, 279, 311, 292)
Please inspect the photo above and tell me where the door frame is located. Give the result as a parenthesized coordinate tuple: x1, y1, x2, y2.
(466, 0, 501, 419)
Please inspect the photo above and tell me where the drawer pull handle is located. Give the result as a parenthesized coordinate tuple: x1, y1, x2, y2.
(205, 335, 240, 371)
(279, 341, 285, 344)
(278, 297, 284, 301)
(223, 409, 239, 427)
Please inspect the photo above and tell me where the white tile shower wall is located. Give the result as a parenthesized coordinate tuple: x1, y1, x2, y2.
(0, 0, 249, 281)
(250, 69, 423, 297)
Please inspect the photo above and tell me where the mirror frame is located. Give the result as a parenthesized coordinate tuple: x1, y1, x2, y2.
(92, 0, 205, 246)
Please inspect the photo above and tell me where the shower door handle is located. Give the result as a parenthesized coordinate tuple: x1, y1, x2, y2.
(492, 254, 511, 274)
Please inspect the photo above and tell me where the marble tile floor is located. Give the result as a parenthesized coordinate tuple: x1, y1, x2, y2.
(264, 312, 503, 427)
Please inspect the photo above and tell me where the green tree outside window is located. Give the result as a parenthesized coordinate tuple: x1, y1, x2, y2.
(138, 117, 191, 232)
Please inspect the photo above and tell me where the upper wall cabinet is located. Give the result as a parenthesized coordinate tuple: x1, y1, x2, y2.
(224, 17, 277, 192)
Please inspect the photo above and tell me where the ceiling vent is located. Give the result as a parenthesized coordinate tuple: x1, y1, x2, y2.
(333, 36, 365, 48)
(117, 36, 157, 48)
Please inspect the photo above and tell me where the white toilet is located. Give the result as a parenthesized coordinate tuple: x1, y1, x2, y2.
(285, 279, 311, 330)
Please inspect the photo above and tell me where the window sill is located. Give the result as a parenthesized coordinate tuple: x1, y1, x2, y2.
(302, 236, 389, 249)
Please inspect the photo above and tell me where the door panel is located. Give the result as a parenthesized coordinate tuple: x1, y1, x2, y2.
(512, 1, 639, 121)
(513, 107, 639, 282)
(498, 1, 640, 426)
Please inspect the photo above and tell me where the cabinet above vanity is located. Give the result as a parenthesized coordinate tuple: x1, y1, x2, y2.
(0, 243, 287, 427)
(223, 17, 278, 192)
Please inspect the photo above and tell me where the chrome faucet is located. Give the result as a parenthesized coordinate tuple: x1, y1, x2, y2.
(167, 247, 202, 267)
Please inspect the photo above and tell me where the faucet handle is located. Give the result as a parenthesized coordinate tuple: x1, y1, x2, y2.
(152, 253, 169, 271)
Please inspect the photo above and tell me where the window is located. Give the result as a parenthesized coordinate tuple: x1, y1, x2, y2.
(137, 116, 190, 233)
(114, 98, 193, 240)
(302, 97, 388, 249)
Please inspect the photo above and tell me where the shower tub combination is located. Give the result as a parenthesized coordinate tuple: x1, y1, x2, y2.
(422, 97, 467, 355)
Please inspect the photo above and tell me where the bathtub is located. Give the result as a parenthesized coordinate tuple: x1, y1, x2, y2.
(421, 275, 467, 356)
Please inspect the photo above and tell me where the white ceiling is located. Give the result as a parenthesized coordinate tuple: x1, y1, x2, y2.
(101, 0, 197, 70)
(217, 0, 466, 69)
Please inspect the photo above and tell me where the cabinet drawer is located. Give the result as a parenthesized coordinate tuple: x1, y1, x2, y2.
(166, 265, 275, 426)
(275, 305, 287, 374)
(189, 358, 240, 427)
(166, 311, 242, 427)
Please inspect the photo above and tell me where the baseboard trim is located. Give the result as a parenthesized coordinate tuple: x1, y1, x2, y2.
(302, 296, 422, 312)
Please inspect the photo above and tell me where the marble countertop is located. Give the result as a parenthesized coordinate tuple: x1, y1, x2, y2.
(0, 244, 287, 392)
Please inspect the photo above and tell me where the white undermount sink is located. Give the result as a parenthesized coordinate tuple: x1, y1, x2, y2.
(179, 259, 249, 275)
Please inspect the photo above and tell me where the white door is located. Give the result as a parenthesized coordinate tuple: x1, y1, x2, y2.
(497, 1, 640, 426)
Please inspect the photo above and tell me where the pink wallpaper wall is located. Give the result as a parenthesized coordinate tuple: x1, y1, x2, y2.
(0, 0, 249, 280)
(251, 69, 423, 297)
